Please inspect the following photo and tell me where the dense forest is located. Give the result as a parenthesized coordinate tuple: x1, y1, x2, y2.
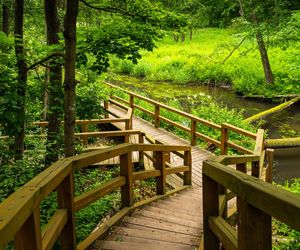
(1, 0, 300, 248)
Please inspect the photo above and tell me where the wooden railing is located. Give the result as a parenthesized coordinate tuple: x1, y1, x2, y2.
(0, 143, 191, 250)
(106, 83, 258, 155)
(202, 154, 300, 250)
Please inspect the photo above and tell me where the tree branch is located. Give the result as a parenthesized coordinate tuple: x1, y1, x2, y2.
(222, 36, 247, 64)
(26, 52, 64, 71)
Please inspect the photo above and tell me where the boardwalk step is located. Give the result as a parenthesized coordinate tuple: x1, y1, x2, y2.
(93, 240, 194, 250)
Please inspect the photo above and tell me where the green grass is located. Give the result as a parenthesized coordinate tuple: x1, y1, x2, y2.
(109, 28, 300, 97)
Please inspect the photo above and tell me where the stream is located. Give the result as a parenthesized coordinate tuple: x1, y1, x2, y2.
(109, 75, 300, 183)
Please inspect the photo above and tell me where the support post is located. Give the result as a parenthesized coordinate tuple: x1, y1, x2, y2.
(138, 133, 144, 167)
(57, 173, 76, 250)
(191, 119, 197, 146)
(251, 161, 260, 178)
(81, 123, 88, 145)
(14, 208, 42, 250)
(266, 149, 274, 183)
(183, 150, 192, 185)
(238, 199, 272, 250)
(221, 124, 229, 155)
(104, 100, 109, 118)
(202, 162, 220, 250)
(154, 151, 167, 195)
(120, 152, 133, 207)
(129, 95, 134, 109)
(154, 105, 160, 128)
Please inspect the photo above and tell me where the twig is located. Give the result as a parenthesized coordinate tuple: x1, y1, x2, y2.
(27, 52, 64, 71)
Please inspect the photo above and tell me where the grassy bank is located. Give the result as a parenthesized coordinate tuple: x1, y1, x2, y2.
(110, 28, 300, 98)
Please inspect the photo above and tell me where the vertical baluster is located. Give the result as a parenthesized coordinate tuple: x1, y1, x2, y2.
(57, 173, 76, 250)
(154, 105, 160, 128)
(191, 119, 197, 146)
(154, 151, 167, 195)
(221, 124, 228, 155)
(81, 123, 88, 145)
(104, 100, 109, 118)
(120, 152, 133, 207)
(183, 150, 192, 185)
(266, 149, 274, 183)
(138, 133, 144, 167)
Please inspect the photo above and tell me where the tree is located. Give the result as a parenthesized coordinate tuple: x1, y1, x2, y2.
(14, 0, 27, 159)
(64, 0, 78, 157)
(44, 0, 64, 166)
(2, 2, 9, 35)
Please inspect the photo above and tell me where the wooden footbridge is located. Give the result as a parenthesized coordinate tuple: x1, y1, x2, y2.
(1, 84, 300, 250)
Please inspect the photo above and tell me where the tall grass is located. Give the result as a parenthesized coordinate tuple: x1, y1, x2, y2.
(109, 28, 300, 97)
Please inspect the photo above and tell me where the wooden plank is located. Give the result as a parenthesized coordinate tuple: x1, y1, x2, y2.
(208, 216, 238, 250)
(132, 169, 161, 181)
(154, 151, 167, 195)
(222, 123, 257, 139)
(184, 151, 192, 185)
(226, 141, 253, 155)
(77, 207, 130, 250)
(74, 177, 126, 211)
(165, 166, 190, 175)
(42, 209, 68, 250)
(220, 125, 228, 155)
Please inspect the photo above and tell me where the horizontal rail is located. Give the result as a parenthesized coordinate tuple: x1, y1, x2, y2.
(226, 141, 254, 154)
(203, 160, 300, 231)
(74, 177, 126, 212)
(222, 123, 257, 139)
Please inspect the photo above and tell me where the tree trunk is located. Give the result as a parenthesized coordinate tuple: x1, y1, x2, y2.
(2, 4, 9, 35)
(63, 0, 78, 157)
(181, 33, 185, 42)
(44, 0, 63, 166)
(189, 27, 193, 41)
(14, 0, 27, 159)
(252, 14, 274, 84)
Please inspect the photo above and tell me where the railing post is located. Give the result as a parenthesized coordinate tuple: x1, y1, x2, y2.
(202, 162, 220, 250)
(154, 151, 167, 195)
(138, 133, 144, 167)
(251, 161, 260, 178)
(14, 208, 42, 250)
(237, 199, 272, 250)
(120, 152, 133, 207)
(129, 95, 134, 109)
(57, 173, 76, 250)
(82, 123, 88, 145)
(191, 119, 197, 146)
(183, 150, 192, 185)
(266, 149, 274, 183)
(104, 100, 109, 118)
(221, 124, 228, 155)
(154, 105, 160, 128)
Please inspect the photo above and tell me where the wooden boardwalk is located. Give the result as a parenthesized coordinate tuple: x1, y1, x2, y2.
(107, 103, 212, 188)
(90, 103, 213, 249)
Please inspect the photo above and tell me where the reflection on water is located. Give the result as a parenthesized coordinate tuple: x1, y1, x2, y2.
(110, 76, 300, 181)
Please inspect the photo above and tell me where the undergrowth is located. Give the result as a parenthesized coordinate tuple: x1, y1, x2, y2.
(110, 28, 300, 97)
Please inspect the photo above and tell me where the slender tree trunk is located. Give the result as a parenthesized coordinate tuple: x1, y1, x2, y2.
(189, 27, 193, 41)
(2, 4, 9, 35)
(14, 0, 27, 159)
(252, 14, 274, 84)
(44, 0, 63, 166)
(63, 0, 78, 157)
(41, 68, 49, 121)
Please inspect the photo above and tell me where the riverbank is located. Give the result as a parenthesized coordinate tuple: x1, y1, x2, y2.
(109, 28, 300, 98)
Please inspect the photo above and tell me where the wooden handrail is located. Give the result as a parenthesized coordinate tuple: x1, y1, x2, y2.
(202, 159, 300, 250)
(106, 83, 258, 155)
(0, 143, 192, 250)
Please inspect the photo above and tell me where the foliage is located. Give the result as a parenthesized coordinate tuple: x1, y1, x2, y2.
(273, 179, 300, 250)
(109, 26, 300, 98)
